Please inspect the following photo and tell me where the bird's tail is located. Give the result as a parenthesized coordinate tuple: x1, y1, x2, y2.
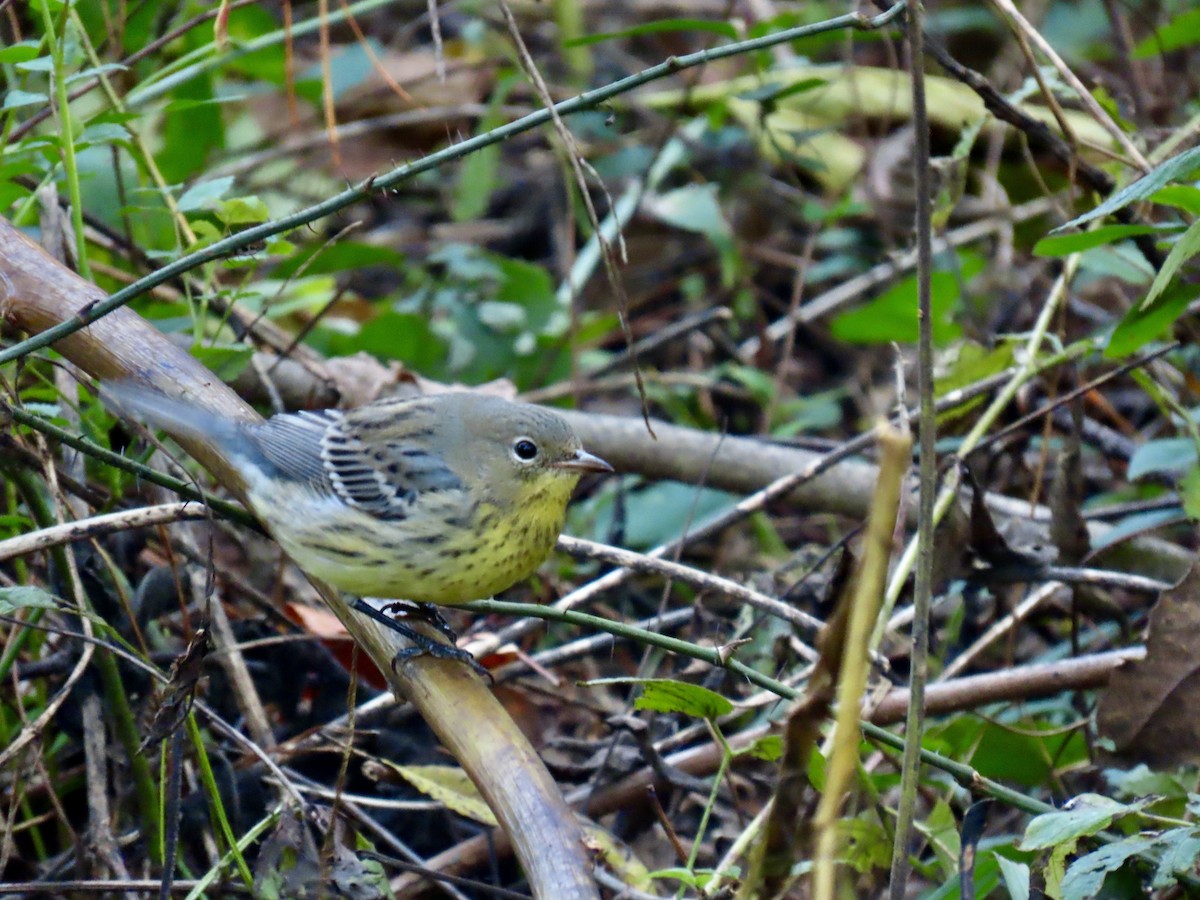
(101, 382, 247, 456)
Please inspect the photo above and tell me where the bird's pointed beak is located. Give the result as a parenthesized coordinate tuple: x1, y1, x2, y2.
(553, 448, 614, 474)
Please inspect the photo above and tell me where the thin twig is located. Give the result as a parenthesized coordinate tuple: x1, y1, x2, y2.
(889, 0, 933, 890)
(988, 0, 1149, 171)
(0, 502, 212, 562)
(968, 342, 1181, 458)
(938, 582, 1068, 681)
(498, 0, 653, 432)
(868, 0, 1165, 268)
(558, 536, 823, 649)
(738, 197, 1057, 360)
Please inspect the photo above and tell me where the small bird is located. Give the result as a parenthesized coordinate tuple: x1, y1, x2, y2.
(104, 384, 612, 659)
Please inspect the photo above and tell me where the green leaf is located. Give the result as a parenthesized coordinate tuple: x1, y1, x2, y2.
(161, 71, 225, 182)
(217, 195, 270, 226)
(1152, 827, 1200, 888)
(636, 679, 734, 719)
(830, 271, 964, 345)
(1104, 763, 1189, 799)
(648, 867, 727, 888)
(922, 799, 962, 877)
(324, 311, 446, 372)
(645, 184, 740, 285)
(1079, 242, 1155, 284)
(771, 388, 845, 436)
(476, 301, 526, 331)
(1057, 144, 1200, 232)
(77, 123, 130, 149)
(161, 96, 244, 115)
(186, 219, 223, 249)
(1141, 217, 1200, 310)
(0, 42, 41, 64)
(1105, 283, 1200, 357)
(717, 363, 776, 405)
(232, 277, 336, 319)
(20, 401, 61, 418)
(935, 341, 1014, 400)
(1061, 834, 1155, 900)
(844, 815, 893, 874)
(492, 257, 559, 331)
(451, 74, 517, 222)
(1134, 7, 1200, 56)
(1151, 185, 1200, 215)
(737, 77, 827, 104)
(564, 18, 737, 48)
(3, 89, 49, 110)
(178, 176, 235, 212)
(1127, 437, 1196, 481)
(587, 482, 735, 550)
(65, 63, 127, 85)
(0, 514, 33, 533)
(190, 343, 254, 380)
(404, 245, 569, 384)
(1033, 224, 1166, 257)
(15, 56, 54, 73)
(1020, 794, 1143, 850)
(297, 41, 376, 101)
(649, 185, 730, 241)
(222, 4, 288, 82)
(741, 735, 784, 761)
(429, 242, 503, 281)
(583, 677, 734, 719)
(1090, 84, 1134, 133)
(268, 241, 405, 279)
(0, 180, 31, 212)
(0, 585, 61, 615)
(1179, 466, 1200, 520)
(995, 854, 1031, 900)
(1091, 508, 1181, 552)
(1046, 838, 1070, 897)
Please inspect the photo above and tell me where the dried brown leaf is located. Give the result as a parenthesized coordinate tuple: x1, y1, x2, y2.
(1097, 562, 1200, 766)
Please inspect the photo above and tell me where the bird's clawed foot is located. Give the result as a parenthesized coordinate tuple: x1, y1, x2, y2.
(351, 599, 490, 680)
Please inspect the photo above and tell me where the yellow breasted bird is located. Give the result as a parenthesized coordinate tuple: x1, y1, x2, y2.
(105, 384, 612, 661)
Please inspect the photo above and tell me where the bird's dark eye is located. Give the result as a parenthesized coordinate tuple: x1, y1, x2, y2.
(513, 438, 539, 461)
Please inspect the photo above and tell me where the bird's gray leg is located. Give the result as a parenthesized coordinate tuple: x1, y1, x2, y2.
(350, 598, 490, 679)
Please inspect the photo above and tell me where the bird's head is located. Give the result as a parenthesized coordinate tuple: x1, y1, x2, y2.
(444, 394, 612, 509)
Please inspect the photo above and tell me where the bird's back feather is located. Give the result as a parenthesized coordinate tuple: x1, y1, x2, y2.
(104, 384, 470, 521)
